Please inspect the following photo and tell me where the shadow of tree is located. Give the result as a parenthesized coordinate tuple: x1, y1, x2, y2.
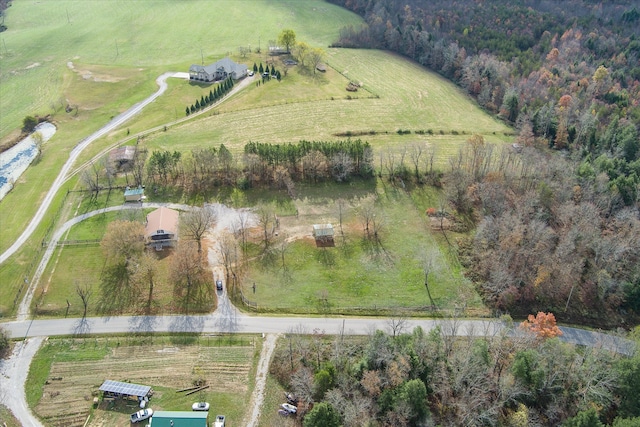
(97, 263, 137, 314)
(168, 316, 204, 344)
(72, 317, 92, 337)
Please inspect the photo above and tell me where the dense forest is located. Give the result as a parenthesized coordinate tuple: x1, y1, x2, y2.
(272, 325, 640, 427)
(326, 0, 640, 327)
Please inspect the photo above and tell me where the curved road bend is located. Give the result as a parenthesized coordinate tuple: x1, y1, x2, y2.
(0, 73, 173, 266)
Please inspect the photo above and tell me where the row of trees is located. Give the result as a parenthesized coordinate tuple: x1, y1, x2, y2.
(142, 140, 375, 198)
(330, 0, 640, 206)
(272, 323, 640, 426)
(185, 77, 234, 116)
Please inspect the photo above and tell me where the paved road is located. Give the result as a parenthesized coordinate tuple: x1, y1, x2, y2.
(0, 337, 45, 427)
(3, 313, 635, 355)
(0, 73, 173, 265)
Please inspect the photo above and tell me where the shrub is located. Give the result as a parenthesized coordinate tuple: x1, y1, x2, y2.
(22, 115, 38, 133)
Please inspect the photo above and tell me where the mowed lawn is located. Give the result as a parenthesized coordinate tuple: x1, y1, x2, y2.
(241, 179, 484, 315)
(140, 48, 512, 162)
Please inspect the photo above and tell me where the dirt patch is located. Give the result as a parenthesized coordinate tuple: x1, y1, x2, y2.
(66, 61, 126, 83)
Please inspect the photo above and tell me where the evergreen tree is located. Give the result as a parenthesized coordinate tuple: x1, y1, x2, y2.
(185, 106, 190, 116)
(201, 95, 206, 106)
(195, 99, 200, 109)
(190, 105, 196, 113)
(209, 89, 213, 100)
(265, 64, 270, 75)
(259, 63, 264, 74)
(253, 63, 258, 73)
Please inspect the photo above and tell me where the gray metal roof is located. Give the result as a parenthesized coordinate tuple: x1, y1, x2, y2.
(99, 380, 151, 397)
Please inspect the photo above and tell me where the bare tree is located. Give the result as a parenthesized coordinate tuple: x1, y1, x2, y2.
(335, 198, 348, 243)
(421, 251, 437, 309)
(182, 205, 217, 253)
(232, 210, 252, 254)
(358, 201, 376, 239)
(129, 251, 159, 313)
(409, 142, 424, 180)
(81, 161, 104, 202)
(274, 233, 290, 271)
(76, 283, 92, 318)
(256, 204, 275, 249)
(101, 220, 146, 264)
(217, 232, 239, 290)
(171, 241, 212, 314)
(308, 47, 325, 74)
(331, 152, 354, 182)
(387, 315, 408, 337)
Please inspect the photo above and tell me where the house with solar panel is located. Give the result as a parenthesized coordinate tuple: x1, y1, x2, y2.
(99, 380, 152, 404)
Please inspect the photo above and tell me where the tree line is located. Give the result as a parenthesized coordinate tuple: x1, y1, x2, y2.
(141, 139, 375, 198)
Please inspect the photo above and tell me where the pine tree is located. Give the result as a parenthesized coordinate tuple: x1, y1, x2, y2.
(259, 63, 264, 74)
(200, 95, 205, 106)
(253, 63, 258, 73)
(190, 105, 196, 113)
(265, 65, 270, 75)
(195, 99, 200, 109)
(185, 106, 190, 116)
(209, 89, 213, 100)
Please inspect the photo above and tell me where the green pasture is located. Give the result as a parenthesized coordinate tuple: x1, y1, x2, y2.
(139, 48, 512, 157)
(1, 0, 363, 139)
(240, 179, 483, 315)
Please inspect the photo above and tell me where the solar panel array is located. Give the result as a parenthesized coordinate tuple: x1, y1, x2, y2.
(99, 380, 151, 397)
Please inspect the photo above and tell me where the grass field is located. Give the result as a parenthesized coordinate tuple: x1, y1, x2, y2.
(239, 179, 484, 315)
(139, 48, 512, 156)
(0, 0, 363, 140)
(26, 335, 260, 427)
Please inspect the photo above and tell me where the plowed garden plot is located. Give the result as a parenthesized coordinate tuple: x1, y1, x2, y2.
(31, 338, 257, 427)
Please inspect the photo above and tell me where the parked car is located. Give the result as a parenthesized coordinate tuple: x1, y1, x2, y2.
(192, 401, 210, 411)
(281, 403, 297, 414)
(216, 279, 223, 291)
(130, 408, 153, 423)
(248, 70, 254, 76)
(214, 415, 226, 427)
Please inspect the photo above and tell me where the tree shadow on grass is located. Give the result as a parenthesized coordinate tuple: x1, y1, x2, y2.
(97, 263, 137, 314)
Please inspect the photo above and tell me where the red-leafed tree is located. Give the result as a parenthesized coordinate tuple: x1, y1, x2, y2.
(520, 312, 563, 339)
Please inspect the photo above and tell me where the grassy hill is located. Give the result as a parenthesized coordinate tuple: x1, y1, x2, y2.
(0, 0, 363, 141)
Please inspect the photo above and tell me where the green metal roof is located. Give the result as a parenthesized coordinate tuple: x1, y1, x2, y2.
(150, 411, 208, 427)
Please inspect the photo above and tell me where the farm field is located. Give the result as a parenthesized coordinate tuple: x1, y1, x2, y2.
(26, 336, 260, 427)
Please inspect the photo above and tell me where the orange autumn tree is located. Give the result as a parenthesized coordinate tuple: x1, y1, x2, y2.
(520, 312, 563, 339)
